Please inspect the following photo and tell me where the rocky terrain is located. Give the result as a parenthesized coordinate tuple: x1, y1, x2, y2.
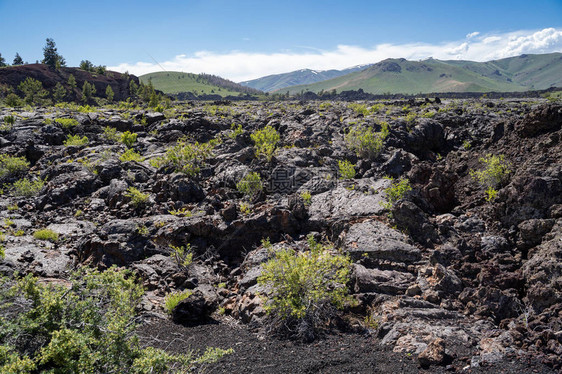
(0, 97, 561, 372)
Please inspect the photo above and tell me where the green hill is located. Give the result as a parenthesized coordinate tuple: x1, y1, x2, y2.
(139, 71, 262, 96)
(278, 53, 562, 95)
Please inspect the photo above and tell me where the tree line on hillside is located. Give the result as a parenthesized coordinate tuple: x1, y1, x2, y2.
(198, 73, 262, 95)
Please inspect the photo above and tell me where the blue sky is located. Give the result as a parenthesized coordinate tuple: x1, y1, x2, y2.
(1, 0, 561, 81)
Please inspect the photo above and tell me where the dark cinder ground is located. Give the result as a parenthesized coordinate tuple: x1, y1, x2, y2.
(138, 318, 556, 373)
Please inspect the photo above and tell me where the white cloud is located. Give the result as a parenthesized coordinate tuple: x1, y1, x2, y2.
(109, 27, 562, 82)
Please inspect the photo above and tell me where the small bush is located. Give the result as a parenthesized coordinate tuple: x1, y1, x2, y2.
(229, 123, 243, 139)
(236, 172, 262, 198)
(0, 267, 230, 373)
(4, 93, 22, 107)
(0, 245, 4, 259)
(338, 160, 356, 180)
(470, 154, 511, 190)
(0, 154, 29, 178)
(239, 202, 251, 215)
(347, 103, 369, 116)
(54, 117, 78, 128)
(169, 244, 193, 270)
(380, 177, 412, 210)
(63, 134, 89, 146)
(164, 290, 193, 314)
(251, 125, 280, 162)
(168, 207, 192, 217)
(124, 187, 149, 207)
(345, 122, 389, 159)
(119, 148, 143, 162)
(33, 228, 59, 241)
(3, 115, 15, 125)
(257, 235, 351, 339)
(300, 190, 312, 205)
(150, 137, 219, 176)
(12, 178, 44, 197)
(103, 126, 120, 142)
(120, 131, 138, 148)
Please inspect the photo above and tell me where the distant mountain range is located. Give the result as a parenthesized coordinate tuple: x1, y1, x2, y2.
(239, 65, 371, 92)
(242, 53, 562, 95)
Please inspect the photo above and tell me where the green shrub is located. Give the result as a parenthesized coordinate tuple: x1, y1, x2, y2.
(33, 228, 59, 241)
(236, 172, 262, 198)
(124, 187, 149, 207)
(12, 178, 44, 197)
(4, 93, 22, 107)
(169, 244, 193, 270)
(3, 115, 15, 126)
(103, 126, 120, 142)
(239, 202, 251, 215)
(347, 103, 369, 116)
(229, 123, 243, 139)
(380, 177, 412, 210)
(0, 154, 29, 178)
(345, 122, 389, 159)
(0, 267, 231, 373)
(120, 131, 137, 148)
(338, 160, 356, 180)
(150, 137, 219, 176)
(300, 190, 312, 205)
(119, 148, 143, 162)
(257, 235, 351, 338)
(168, 207, 192, 217)
(63, 134, 89, 146)
(251, 125, 280, 162)
(55, 117, 79, 128)
(470, 154, 511, 201)
(164, 290, 193, 314)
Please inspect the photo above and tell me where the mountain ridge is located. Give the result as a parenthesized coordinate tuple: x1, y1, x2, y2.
(276, 53, 562, 95)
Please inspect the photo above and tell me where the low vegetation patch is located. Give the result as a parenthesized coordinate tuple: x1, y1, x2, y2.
(55, 118, 79, 128)
(33, 228, 59, 241)
(345, 122, 389, 159)
(120, 131, 138, 148)
(0, 154, 29, 178)
(119, 148, 143, 162)
(169, 244, 193, 271)
(251, 125, 280, 162)
(338, 160, 356, 180)
(12, 178, 44, 197)
(470, 154, 511, 201)
(150, 137, 219, 176)
(257, 235, 351, 339)
(236, 172, 262, 198)
(0, 267, 231, 373)
(380, 177, 412, 210)
(164, 290, 193, 314)
(64, 134, 89, 147)
(124, 187, 149, 207)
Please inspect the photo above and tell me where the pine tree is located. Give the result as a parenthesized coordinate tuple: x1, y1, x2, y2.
(12, 53, 24, 65)
(81, 81, 96, 103)
(105, 85, 114, 102)
(52, 82, 67, 103)
(42, 38, 66, 68)
(68, 74, 77, 89)
(0, 53, 6, 67)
